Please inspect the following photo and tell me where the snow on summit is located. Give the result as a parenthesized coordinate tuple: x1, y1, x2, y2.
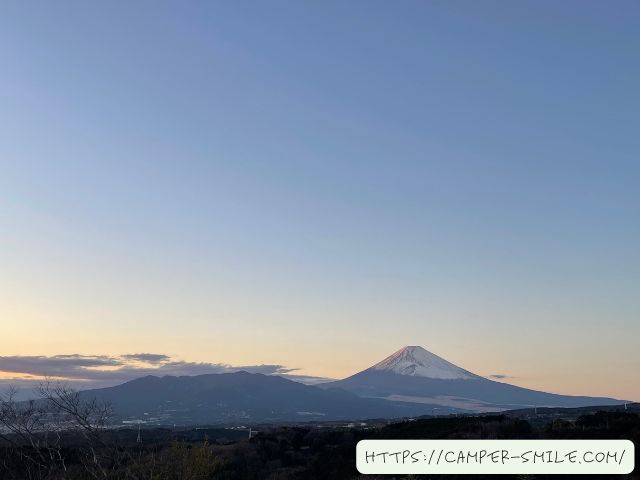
(369, 346, 476, 380)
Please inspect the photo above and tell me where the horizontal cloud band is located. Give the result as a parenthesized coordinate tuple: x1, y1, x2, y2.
(0, 354, 332, 392)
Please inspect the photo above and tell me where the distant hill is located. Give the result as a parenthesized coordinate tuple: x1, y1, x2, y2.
(81, 371, 459, 425)
(321, 346, 626, 412)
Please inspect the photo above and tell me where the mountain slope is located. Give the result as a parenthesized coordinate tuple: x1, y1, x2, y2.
(322, 346, 625, 412)
(80, 371, 460, 425)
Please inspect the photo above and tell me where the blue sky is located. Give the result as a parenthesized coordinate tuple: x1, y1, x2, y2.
(0, 1, 638, 399)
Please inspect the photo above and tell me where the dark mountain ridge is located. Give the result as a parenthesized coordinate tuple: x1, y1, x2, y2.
(76, 346, 626, 424)
(81, 371, 457, 425)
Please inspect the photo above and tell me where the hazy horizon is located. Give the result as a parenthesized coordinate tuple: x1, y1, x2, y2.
(1, 1, 639, 402)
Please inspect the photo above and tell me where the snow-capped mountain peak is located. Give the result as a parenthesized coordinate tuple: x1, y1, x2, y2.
(369, 346, 475, 380)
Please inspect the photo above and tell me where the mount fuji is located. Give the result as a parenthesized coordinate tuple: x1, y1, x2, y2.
(321, 346, 625, 412)
(368, 345, 477, 380)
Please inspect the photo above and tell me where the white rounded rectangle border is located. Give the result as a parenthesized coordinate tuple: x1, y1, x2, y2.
(356, 439, 634, 475)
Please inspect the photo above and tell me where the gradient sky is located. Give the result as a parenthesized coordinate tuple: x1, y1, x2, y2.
(1, 1, 638, 400)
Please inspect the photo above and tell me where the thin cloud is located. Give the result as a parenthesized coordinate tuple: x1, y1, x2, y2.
(0, 355, 123, 378)
(279, 374, 334, 385)
(120, 353, 171, 364)
(488, 374, 516, 380)
(0, 354, 329, 393)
